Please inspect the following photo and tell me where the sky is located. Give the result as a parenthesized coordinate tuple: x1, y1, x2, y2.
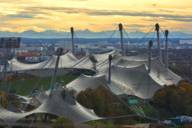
(0, 0, 192, 33)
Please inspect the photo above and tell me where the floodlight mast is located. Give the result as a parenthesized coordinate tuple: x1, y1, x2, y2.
(1, 37, 20, 89)
(2, 38, 8, 87)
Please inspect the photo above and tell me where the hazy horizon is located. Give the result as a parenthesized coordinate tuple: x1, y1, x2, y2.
(0, 29, 191, 38)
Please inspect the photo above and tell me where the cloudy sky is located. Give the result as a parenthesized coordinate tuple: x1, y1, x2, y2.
(0, 0, 192, 33)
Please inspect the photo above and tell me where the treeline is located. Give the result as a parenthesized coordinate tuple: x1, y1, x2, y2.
(151, 80, 192, 119)
(77, 86, 132, 117)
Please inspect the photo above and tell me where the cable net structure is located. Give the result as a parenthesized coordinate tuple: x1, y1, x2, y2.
(0, 24, 183, 126)
(8, 51, 78, 72)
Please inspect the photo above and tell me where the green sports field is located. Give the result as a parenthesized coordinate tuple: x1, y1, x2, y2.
(0, 74, 79, 96)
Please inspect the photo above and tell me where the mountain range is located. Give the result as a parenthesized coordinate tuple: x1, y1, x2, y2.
(0, 30, 191, 39)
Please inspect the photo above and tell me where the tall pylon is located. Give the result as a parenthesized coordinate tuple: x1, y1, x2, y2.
(70, 27, 75, 54)
(148, 40, 153, 73)
(119, 23, 124, 56)
(165, 30, 169, 70)
(49, 48, 63, 96)
(108, 55, 113, 84)
(155, 23, 162, 62)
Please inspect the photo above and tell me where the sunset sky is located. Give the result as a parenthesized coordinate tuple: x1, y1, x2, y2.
(0, 0, 192, 33)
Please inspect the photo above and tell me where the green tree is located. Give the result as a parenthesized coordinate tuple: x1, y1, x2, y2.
(52, 117, 74, 128)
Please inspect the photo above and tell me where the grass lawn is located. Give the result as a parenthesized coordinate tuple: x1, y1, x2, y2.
(0, 74, 79, 96)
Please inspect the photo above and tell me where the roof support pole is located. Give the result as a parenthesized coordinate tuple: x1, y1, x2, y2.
(165, 30, 169, 70)
(50, 48, 63, 95)
(93, 63, 96, 71)
(70, 27, 75, 54)
(119, 23, 124, 56)
(108, 55, 112, 84)
(155, 23, 162, 62)
(89, 55, 98, 71)
(148, 40, 153, 73)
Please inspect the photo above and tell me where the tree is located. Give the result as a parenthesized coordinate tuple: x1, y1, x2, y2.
(77, 86, 132, 117)
(52, 117, 74, 128)
(151, 80, 192, 118)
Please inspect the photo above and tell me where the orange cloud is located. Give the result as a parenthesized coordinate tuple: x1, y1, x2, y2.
(0, 0, 191, 33)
